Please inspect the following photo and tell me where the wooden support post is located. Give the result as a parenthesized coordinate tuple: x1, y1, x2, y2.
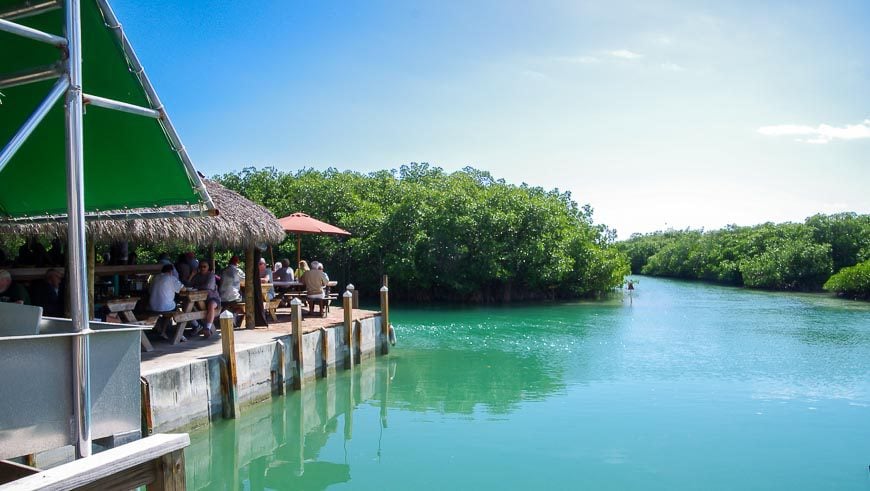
(354, 319, 362, 364)
(219, 310, 239, 419)
(276, 339, 287, 395)
(156, 449, 186, 490)
(380, 286, 390, 355)
(140, 377, 153, 436)
(320, 327, 329, 377)
(291, 298, 304, 389)
(343, 291, 353, 369)
(87, 237, 95, 319)
(346, 283, 359, 310)
(244, 247, 256, 329)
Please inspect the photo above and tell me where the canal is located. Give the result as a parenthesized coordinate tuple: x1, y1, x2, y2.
(185, 277, 870, 490)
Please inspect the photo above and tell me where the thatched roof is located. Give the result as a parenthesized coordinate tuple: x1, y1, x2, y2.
(0, 180, 285, 248)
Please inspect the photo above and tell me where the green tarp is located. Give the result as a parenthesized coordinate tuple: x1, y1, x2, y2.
(0, 1, 208, 219)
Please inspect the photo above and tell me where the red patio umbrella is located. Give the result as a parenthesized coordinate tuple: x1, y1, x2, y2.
(277, 212, 351, 265)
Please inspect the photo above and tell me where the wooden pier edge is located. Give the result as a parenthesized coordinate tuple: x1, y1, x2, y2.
(0, 433, 190, 491)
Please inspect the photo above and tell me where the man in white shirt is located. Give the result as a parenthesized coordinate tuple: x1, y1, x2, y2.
(219, 255, 245, 303)
(149, 264, 184, 312)
(149, 264, 184, 340)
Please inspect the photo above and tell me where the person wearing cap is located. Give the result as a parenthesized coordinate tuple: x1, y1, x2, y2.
(219, 255, 245, 302)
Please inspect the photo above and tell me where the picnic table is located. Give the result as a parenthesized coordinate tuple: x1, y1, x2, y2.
(171, 290, 209, 344)
(105, 297, 153, 352)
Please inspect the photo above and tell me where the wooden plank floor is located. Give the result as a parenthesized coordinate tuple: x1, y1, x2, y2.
(140, 306, 379, 375)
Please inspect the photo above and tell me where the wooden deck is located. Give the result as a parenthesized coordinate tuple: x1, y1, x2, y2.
(140, 306, 380, 375)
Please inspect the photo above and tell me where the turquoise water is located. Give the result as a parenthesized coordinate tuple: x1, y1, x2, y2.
(186, 277, 870, 490)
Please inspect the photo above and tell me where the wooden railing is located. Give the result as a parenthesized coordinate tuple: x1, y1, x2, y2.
(0, 433, 189, 490)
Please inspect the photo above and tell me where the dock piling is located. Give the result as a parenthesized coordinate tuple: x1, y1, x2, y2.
(343, 290, 353, 369)
(276, 339, 287, 395)
(219, 310, 239, 419)
(320, 327, 329, 377)
(380, 285, 390, 355)
(291, 298, 304, 389)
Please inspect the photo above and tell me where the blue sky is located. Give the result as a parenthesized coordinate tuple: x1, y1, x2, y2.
(113, 0, 870, 238)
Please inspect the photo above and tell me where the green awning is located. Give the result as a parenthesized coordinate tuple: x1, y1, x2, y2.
(0, 0, 212, 219)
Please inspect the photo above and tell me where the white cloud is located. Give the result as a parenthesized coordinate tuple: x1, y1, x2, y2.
(660, 62, 685, 71)
(757, 119, 870, 144)
(608, 49, 642, 60)
(553, 55, 600, 64)
(520, 69, 549, 80)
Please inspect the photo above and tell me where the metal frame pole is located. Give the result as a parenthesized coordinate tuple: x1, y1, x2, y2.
(64, 0, 91, 459)
(83, 93, 160, 118)
(0, 17, 67, 45)
(0, 0, 61, 21)
(0, 63, 63, 90)
(0, 77, 68, 173)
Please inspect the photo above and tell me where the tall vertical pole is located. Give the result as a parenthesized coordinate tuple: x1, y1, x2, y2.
(380, 286, 390, 355)
(65, 0, 91, 459)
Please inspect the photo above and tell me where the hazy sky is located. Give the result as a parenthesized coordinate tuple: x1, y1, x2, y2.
(113, 0, 870, 238)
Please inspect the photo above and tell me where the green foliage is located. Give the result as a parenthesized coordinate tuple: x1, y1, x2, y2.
(214, 164, 629, 301)
(619, 214, 870, 292)
(824, 260, 870, 299)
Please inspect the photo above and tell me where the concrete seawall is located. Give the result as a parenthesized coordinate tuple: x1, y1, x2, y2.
(142, 314, 385, 433)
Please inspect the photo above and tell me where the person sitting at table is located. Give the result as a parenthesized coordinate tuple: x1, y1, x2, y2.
(173, 253, 190, 285)
(0, 269, 30, 304)
(295, 260, 310, 281)
(149, 264, 185, 340)
(301, 260, 329, 315)
(189, 261, 221, 337)
(258, 258, 275, 300)
(273, 258, 295, 282)
(219, 255, 245, 303)
(316, 261, 330, 281)
(30, 268, 64, 316)
(157, 253, 179, 279)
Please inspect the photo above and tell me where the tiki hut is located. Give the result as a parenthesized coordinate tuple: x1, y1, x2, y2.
(0, 179, 284, 328)
(1, 180, 283, 248)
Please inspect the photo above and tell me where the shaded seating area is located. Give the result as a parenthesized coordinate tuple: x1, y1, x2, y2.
(0, 179, 287, 345)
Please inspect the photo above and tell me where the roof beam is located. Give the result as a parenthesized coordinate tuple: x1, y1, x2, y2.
(0, 0, 61, 21)
(83, 93, 161, 119)
(0, 77, 69, 174)
(0, 17, 66, 46)
(0, 63, 62, 90)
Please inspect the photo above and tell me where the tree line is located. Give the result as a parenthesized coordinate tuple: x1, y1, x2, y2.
(618, 213, 870, 298)
(215, 164, 629, 302)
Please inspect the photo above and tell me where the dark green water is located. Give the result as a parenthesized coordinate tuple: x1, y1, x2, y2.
(186, 277, 870, 490)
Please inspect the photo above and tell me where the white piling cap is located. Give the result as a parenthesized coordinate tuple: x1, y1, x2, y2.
(219, 310, 233, 319)
(346, 283, 355, 290)
(380, 286, 389, 292)
(343, 290, 353, 298)
(290, 298, 303, 306)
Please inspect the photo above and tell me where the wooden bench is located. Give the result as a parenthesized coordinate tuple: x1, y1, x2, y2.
(105, 297, 153, 352)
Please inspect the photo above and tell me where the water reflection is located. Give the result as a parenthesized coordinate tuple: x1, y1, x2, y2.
(187, 360, 391, 490)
